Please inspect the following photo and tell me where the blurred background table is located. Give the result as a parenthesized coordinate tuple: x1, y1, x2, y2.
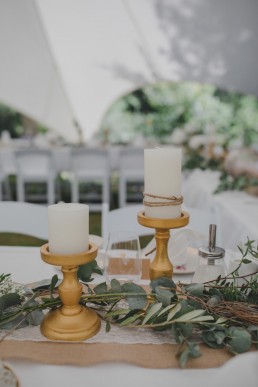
(183, 169, 258, 251)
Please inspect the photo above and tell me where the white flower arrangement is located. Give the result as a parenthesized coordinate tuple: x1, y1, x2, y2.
(169, 128, 187, 145)
(0, 274, 25, 298)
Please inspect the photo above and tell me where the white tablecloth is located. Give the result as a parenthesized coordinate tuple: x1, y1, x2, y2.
(182, 169, 258, 251)
(1, 245, 257, 387)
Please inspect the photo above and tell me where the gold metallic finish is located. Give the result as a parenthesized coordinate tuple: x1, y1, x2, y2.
(40, 243, 101, 341)
(137, 211, 190, 280)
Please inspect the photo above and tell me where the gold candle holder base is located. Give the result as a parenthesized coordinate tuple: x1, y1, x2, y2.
(40, 242, 101, 341)
(138, 211, 189, 280)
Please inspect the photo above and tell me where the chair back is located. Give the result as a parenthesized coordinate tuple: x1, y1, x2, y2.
(119, 147, 144, 176)
(70, 148, 109, 177)
(118, 147, 144, 207)
(15, 148, 54, 179)
(0, 201, 48, 240)
(101, 203, 153, 243)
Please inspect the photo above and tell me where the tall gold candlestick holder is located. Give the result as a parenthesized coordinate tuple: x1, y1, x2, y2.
(40, 242, 101, 341)
(138, 211, 189, 280)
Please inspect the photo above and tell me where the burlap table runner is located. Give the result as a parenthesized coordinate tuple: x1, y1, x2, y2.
(0, 340, 242, 369)
(0, 259, 255, 369)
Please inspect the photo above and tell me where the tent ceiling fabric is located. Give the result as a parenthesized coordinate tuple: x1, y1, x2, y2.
(1, 0, 258, 143)
(0, 0, 77, 142)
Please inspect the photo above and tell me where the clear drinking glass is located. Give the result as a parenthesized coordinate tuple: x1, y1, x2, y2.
(104, 231, 142, 283)
(192, 255, 226, 283)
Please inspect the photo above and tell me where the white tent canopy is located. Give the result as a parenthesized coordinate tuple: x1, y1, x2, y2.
(0, 0, 258, 143)
(0, 0, 77, 142)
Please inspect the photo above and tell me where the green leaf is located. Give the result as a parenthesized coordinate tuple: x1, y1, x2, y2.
(215, 317, 228, 325)
(50, 274, 59, 298)
(174, 322, 193, 339)
(174, 309, 205, 322)
(105, 309, 130, 318)
(121, 283, 147, 310)
(119, 312, 142, 326)
(247, 325, 258, 348)
(242, 259, 252, 264)
(202, 328, 227, 349)
(188, 343, 202, 358)
(90, 259, 103, 275)
(207, 296, 220, 307)
(185, 283, 204, 298)
(85, 284, 93, 294)
(0, 314, 28, 330)
(178, 348, 189, 368)
(78, 263, 94, 283)
(157, 303, 177, 317)
(208, 288, 223, 300)
(227, 327, 252, 354)
(0, 293, 21, 314)
(187, 299, 203, 309)
(78, 260, 103, 283)
(105, 321, 111, 332)
(167, 303, 181, 321)
(30, 278, 59, 291)
(190, 315, 214, 322)
(26, 300, 44, 326)
(93, 282, 108, 294)
(155, 286, 175, 306)
(110, 279, 122, 292)
(0, 273, 11, 284)
(142, 303, 163, 325)
(214, 330, 227, 345)
(150, 277, 177, 292)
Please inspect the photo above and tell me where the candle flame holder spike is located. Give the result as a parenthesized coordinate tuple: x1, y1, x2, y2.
(138, 211, 189, 280)
(40, 242, 100, 341)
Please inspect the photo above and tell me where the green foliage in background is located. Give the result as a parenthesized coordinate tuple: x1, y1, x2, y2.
(0, 105, 23, 138)
(100, 81, 258, 171)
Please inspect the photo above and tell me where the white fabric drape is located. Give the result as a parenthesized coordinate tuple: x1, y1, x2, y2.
(0, 0, 258, 142)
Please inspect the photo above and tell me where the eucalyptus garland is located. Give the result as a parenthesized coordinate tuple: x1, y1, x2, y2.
(0, 240, 257, 367)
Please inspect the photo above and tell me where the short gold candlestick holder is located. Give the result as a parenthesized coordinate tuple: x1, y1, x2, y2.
(40, 242, 101, 341)
(138, 211, 189, 280)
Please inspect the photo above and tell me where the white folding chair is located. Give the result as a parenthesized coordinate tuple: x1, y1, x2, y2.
(0, 151, 12, 201)
(15, 148, 56, 205)
(118, 147, 144, 207)
(70, 148, 110, 211)
(0, 201, 48, 240)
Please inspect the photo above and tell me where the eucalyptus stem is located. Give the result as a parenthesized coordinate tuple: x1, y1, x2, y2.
(0, 315, 28, 342)
(203, 270, 258, 286)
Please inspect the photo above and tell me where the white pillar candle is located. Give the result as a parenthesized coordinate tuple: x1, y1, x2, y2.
(144, 147, 182, 219)
(48, 203, 89, 255)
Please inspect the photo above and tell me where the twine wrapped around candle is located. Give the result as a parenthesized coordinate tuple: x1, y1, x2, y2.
(143, 192, 183, 207)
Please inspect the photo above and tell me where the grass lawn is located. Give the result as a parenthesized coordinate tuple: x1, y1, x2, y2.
(0, 212, 102, 247)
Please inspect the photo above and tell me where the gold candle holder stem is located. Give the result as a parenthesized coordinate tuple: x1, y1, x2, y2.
(40, 243, 101, 341)
(59, 266, 82, 314)
(151, 228, 172, 279)
(138, 211, 189, 280)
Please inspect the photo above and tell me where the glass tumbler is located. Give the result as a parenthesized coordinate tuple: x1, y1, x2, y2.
(192, 224, 226, 283)
(192, 254, 226, 283)
(104, 231, 142, 283)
